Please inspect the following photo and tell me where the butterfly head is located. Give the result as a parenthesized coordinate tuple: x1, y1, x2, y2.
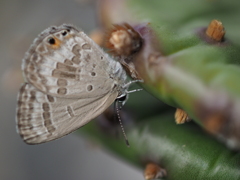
(116, 93, 128, 106)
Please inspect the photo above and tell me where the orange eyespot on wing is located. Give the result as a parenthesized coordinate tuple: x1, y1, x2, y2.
(47, 37, 62, 49)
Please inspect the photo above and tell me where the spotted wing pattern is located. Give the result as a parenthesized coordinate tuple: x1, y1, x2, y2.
(16, 83, 117, 144)
(16, 24, 127, 144)
(22, 24, 123, 98)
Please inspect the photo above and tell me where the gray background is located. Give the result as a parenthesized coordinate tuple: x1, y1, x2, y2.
(0, 0, 143, 179)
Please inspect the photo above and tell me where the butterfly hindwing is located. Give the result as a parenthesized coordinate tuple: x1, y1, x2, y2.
(16, 83, 118, 144)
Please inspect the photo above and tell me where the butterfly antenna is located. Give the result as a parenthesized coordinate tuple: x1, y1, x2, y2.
(114, 100, 130, 147)
(127, 88, 142, 94)
(123, 79, 144, 88)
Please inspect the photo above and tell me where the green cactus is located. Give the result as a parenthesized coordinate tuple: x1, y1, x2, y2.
(80, 0, 240, 179)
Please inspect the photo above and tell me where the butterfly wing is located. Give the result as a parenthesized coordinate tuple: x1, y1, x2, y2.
(22, 24, 122, 98)
(16, 83, 118, 144)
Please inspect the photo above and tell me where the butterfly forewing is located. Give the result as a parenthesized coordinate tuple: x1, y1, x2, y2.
(17, 83, 118, 144)
(22, 24, 121, 98)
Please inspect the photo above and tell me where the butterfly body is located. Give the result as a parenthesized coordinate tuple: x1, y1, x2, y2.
(16, 24, 128, 144)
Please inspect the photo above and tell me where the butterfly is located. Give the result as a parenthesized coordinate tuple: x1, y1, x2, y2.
(16, 24, 138, 144)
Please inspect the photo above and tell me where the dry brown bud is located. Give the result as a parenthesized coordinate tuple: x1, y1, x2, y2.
(105, 23, 143, 56)
(206, 20, 225, 42)
(175, 108, 190, 124)
(144, 163, 167, 180)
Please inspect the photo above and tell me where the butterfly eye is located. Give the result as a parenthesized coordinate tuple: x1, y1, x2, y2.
(47, 37, 55, 45)
(61, 30, 67, 36)
(117, 95, 127, 102)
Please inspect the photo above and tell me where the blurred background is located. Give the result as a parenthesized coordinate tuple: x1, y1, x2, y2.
(0, 0, 144, 179)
